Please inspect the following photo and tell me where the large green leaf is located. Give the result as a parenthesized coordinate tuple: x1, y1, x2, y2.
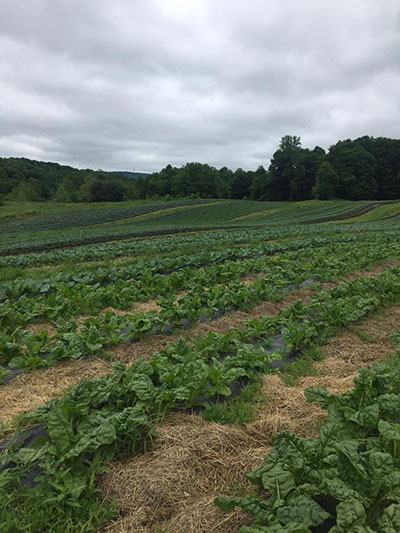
(64, 418, 116, 459)
(214, 495, 272, 524)
(335, 440, 367, 480)
(348, 404, 380, 429)
(260, 464, 296, 501)
(320, 476, 365, 504)
(332, 499, 372, 532)
(276, 495, 330, 527)
(378, 504, 400, 532)
(378, 420, 400, 442)
(47, 405, 75, 454)
(367, 451, 394, 498)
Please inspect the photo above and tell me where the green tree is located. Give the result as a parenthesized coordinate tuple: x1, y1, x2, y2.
(355, 136, 400, 199)
(89, 181, 125, 202)
(8, 178, 42, 201)
(250, 166, 268, 200)
(218, 167, 234, 197)
(53, 183, 72, 202)
(328, 140, 377, 199)
(230, 168, 253, 199)
(312, 162, 337, 200)
(76, 177, 96, 202)
(265, 135, 303, 200)
(172, 163, 226, 198)
(289, 147, 325, 201)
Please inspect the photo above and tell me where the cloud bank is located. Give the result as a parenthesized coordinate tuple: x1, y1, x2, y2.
(0, 0, 399, 171)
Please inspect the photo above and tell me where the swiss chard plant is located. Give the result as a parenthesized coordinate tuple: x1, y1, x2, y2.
(215, 355, 400, 532)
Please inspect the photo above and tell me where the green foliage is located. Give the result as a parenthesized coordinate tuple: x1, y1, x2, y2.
(328, 140, 378, 200)
(290, 147, 325, 201)
(1, 134, 400, 204)
(262, 136, 304, 201)
(1, 201, 400, 531)
(0, 157, 136, 203)
(216, 355, 400, 531)
(312, 162, 337, 200)
(89, 180, 125, 202)
(1, 235, 400, 373)
(52, 183, 73, 203)
(351, 327, 376, 344)
(280, 357, 319, 387)
(141, 162, 229, 199)
(8, 178, 42, 202)
(2, 263, 400, 529)
(201, 379, 265, 424)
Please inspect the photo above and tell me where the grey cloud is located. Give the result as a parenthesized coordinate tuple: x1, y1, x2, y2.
(0, 0, 399, 172)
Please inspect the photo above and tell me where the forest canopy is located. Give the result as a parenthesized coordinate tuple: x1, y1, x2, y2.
(1, 135, 399, 202)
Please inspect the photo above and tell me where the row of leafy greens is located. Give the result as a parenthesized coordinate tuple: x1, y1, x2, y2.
(2, 268, 400, 530)
(2, 237, 399, 380)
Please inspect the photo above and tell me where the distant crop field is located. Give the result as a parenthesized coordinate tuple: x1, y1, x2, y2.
(1, 199, 400, 532)
(0, 198, 393, 255)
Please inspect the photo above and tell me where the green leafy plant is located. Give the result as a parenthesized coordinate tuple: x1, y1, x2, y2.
(216, 355, 400, 532)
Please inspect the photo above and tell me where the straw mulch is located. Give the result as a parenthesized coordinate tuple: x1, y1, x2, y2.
(98, 304, 400, 533)
(99, 413, 267, 533)
(0, 358, 112, 424)
(25, 322, 57, 336)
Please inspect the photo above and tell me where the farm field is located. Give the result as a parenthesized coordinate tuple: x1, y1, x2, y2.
(0, 198, 396, 256)
(1, 199, 400, 532)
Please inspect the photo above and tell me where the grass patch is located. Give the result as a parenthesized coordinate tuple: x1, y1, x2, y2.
(351, 326, 377, 343)
(226, 482, 258, 498)
(279, 346, 323, 386)
(1, 483, 117, 533)
(201, 377, 265, 425)
(339, 201, 400, 223)
(389, 329, 400, 346)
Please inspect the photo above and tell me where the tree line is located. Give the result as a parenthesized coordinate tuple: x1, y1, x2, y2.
(1, 135, 400, 203)
(139, 135, 400, 201)
(0, 158, 138, 202)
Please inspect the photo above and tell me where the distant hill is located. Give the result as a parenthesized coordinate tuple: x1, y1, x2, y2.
(0, 157, 143, 202)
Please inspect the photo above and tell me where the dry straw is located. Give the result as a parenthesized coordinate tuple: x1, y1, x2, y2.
(98, 304, 399, 532)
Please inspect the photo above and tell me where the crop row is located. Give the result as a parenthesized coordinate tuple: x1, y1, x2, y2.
(2, 236, 400, 379)
(1, 267, 400, 531)
(0, 222, 250, 256)
(3, 234, 395, 331)
(6, 222, 399, 270)
(114, 200, 378, 228)
(0, 199, 220, 235)
(241, 200, 376, 226)
(1, 202, 398, 257)
(1, 246, 309, 332)
(0, 232, 386, 301)
(0, 225, 309, 268)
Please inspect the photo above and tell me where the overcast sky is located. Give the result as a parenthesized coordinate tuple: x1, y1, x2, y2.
(0, 0, 399, 172)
